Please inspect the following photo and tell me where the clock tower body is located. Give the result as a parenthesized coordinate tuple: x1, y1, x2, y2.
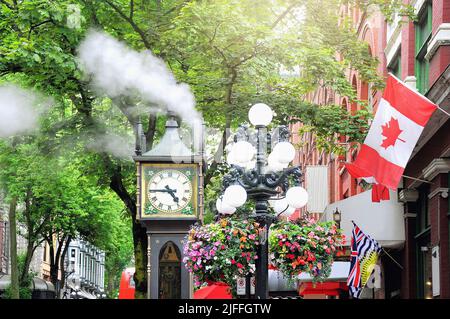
(133, 115, 204, 299)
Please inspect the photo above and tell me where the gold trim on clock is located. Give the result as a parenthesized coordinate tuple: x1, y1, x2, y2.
(140, 163, 199, 219)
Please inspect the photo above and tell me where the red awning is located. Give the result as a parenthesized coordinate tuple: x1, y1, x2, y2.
(194, 283, 233, 299)
(298, 282, 348, 296)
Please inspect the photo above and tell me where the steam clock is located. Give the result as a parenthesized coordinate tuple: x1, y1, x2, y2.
(133, 114, 204, 299)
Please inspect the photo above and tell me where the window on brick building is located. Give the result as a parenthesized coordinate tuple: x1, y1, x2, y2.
(388, 50, 402, 79)
(415, 2, 432, 94)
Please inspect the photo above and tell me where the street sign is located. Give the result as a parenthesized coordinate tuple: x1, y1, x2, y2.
(236, 277, 246, 295)
(250, 276, 255, 295)
(236, 277, 255, 296)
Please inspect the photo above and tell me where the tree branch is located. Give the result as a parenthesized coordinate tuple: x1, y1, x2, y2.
(145, 113, 157, 150)
(104, 0, 152, 50)
(102, 154, 136, 216)
(271, 1, 302, 29)
(129, 0, 134, 20)
(28, 19, 53, 39)
(0, 0, 13, 10)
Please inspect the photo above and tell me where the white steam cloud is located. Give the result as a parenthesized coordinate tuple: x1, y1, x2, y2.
(0, 85, 51, 138)
(77, 30, 203, 151)
(86, 132, 135, 161)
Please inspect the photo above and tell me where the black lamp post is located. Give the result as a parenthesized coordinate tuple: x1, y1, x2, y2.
(217, 103, 308, 299)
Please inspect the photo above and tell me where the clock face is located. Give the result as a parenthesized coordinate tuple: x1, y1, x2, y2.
(146, 169, 193, 214)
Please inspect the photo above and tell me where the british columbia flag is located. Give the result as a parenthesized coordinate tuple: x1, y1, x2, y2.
(347, 221, 382, 298)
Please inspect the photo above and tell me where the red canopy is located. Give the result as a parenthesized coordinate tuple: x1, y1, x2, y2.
(194, 282, 233, 299)
(298, 282, 348, 296)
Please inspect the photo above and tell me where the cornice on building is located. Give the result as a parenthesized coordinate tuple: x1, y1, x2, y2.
(398, 188, 419, 203)
(428, 187, 449, 199)
(425, 23, 450, 61)
(422, 158, 450, 181)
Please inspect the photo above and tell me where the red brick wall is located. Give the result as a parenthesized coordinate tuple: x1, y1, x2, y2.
(429, 46, 450, 87)
(432, 0, 450, 33)
(401, 20, 416, 79)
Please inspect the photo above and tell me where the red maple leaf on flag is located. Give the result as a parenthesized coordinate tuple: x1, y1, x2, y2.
(380, 117, 405, 149)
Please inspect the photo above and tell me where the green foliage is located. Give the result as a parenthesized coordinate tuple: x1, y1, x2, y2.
(3, 283, 32, 299)
(0, 0, 414, 298)
(2, 253, 33, 299)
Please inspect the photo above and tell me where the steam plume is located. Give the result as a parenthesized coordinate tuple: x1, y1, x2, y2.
(0, 85, 50, 138)
(77, 30, 203, 151)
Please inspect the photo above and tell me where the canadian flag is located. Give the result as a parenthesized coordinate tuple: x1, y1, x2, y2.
(346, 74, 437, 202)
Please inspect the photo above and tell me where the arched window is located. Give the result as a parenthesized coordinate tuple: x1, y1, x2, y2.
(158, 241, 181, 299)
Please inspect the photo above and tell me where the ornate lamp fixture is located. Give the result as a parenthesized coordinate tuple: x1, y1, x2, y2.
(216, 103, 308, 299)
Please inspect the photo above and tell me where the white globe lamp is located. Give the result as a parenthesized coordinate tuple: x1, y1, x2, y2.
(232, 141, 255, 164)
(223, 185, 247, 207)
(248, 103, 273, 126)
(267, 152, 288, 172)
(216, 197, 236, 215)
(273, 142, 296, 164)
(286, 186, 308, 209)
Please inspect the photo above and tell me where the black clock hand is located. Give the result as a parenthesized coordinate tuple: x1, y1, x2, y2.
(148, 189, 172, 193)
(164, 185, 179, 203)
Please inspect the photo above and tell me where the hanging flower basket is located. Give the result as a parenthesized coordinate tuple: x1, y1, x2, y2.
(269, 218, 346, 282)
(183, 216, 345, 297)
(183, 218, 260, 293)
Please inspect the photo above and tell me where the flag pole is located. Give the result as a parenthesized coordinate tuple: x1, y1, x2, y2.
(381, 248, 404, 270)
(402, 174, 433, 184)
(436, 106, 450, 117)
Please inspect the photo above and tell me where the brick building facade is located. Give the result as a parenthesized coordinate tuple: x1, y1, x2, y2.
(292, 0, 450, 299)
(388, 0, 450, 299)
(291, 4, 386, 206)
